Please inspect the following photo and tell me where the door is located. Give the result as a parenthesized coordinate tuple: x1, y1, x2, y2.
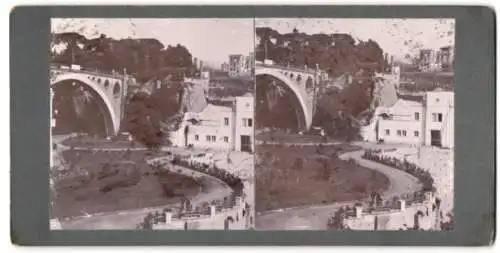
(184, 126, 189, 147)
(240, 135, 252, 152)
(430, 130, 441, 147)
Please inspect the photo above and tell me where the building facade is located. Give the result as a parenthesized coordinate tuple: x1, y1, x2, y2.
(418, 46, 455, 72)
(244, 52, 255, 74)
(423, 91, 454, 148)
(221, 62, 230, 73)
(362, 91, 454, 149)
(228, 54, 245, 77)
(170, 94, 254, 152)
(377, 99, 425, 145)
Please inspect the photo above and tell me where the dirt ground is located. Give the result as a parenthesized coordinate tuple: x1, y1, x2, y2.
(255, 144, 389, 212)
(51, 149, 200, 218)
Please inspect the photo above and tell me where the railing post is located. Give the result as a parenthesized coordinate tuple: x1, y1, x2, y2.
(355, 206, 363, 218)
(398, 199, 406, 212)
(210, 205, 216, 218)
(165, 210, 172, 224)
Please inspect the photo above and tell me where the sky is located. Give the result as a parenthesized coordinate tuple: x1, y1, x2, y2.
(51, 18, 255, 67)
(256, 18, 455, 62)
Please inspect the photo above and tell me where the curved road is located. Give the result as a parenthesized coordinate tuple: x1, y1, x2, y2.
(255, 145, 422, 230)
(52, 142, 234, 230)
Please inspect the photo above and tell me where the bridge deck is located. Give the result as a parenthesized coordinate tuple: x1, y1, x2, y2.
(50, 65, 126, 80)
(255, 63, 318, 75)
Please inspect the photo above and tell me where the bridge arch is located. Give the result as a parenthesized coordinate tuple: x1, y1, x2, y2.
(51, 73, 119, 136)
(255, 68, 312, 131)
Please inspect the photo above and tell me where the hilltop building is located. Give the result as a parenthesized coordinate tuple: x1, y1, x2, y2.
(229, 54, 245, 77)
(418, 46, 455, 72)
(221, 62, 230, 73)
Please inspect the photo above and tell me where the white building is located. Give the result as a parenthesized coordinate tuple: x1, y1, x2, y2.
(362, 91, 454, 149)
(169, 93, 254, 152)
(423, 91, 454, 148)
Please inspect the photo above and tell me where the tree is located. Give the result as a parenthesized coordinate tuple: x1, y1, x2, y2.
(51, 32, 194, 82)
(121, 92, 166, 150)
(316, 157, 331, 180)
(293, 157, 304, 171)
(163, 44, 193, 69)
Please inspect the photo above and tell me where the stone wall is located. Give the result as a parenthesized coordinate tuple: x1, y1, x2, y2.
(343, 196, 439, 230)
(152, 199, 251, 230)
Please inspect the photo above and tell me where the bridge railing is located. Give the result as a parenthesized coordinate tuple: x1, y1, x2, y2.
(137, 156, 251, 230)
(255, 62, 319, 75)
(50, 64, 128, 80)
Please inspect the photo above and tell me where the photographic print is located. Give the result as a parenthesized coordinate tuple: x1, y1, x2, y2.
(254, 18, 455, 231)
(50, 18, 255, 230)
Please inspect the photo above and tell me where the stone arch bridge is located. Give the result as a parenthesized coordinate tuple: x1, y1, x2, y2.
(50, 66, 132, 136)
(255, 63, 325, 131)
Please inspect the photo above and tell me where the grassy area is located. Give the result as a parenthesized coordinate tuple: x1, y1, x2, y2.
(61, 135, 147, 149)
(256, 132, 327, 143)
(51, 149, 200, 218)
(255, 144, 389, 212)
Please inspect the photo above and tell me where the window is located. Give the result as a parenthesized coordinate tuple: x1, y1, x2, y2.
(224, 117, 229, 126)
(414, 131, 419, 137)
(195, 135, 199, 141)
(414, 112, 420, 121)
(211, 136, 216, 142)
(223, 136, 229, 143)
(397, 130, 402, 136)
(438, 113, 443, 122)
(402, 130, 407, 137)
(432, 113, 438, 122)
(242, 118, 252, 127)
(206, 135, 210, 142)
(385, 129, 390, 136)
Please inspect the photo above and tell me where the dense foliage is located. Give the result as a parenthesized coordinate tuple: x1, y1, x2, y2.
(51, 32, 194, 82)
(255, 27, 388, 76)
(120, 92, 167, 150)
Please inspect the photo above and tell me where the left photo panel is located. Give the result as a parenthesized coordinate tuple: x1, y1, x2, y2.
(49, 18, 256, 230)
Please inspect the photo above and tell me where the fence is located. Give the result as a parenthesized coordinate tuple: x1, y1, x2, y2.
(137, 156, 250, 229)
(327, 149, 441, 230)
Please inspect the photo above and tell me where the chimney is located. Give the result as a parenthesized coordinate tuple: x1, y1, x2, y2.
(398, 199, 406, 212)
(355, 205, 363, 218)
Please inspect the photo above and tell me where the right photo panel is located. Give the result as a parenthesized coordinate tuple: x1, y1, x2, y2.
(254, 18, 455, 231)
